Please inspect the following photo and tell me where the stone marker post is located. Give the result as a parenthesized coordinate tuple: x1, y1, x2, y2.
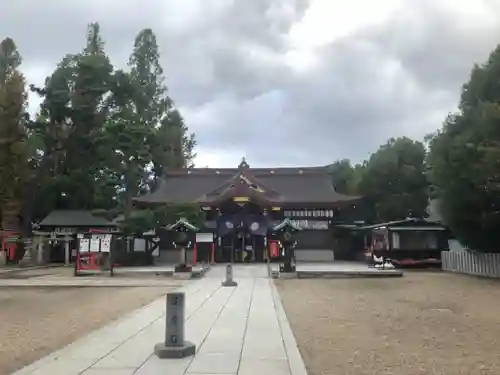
(154, 292, 196, 359)
(221, 264, 238, 287)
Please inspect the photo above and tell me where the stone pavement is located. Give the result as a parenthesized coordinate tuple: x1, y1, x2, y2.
(11, 264, 307, 375)
(0, 277, 185, 287)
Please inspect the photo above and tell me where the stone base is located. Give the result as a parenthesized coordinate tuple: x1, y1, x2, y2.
(154, 341, 196, 359)
(279, 264, 296, 273)
(175, 265, 192, 273)
(221, 279, 238, 287)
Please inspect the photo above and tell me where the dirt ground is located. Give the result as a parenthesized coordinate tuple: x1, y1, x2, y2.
(276, 272, 500, 375)
(0, 285, 174, 375)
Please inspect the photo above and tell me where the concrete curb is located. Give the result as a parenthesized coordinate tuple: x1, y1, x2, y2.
(0, 264, 62, 275)
(296, 270, 403, 278)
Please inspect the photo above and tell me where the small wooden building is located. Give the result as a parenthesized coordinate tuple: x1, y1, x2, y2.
(133, 159, 361, 263)
(34, 210, 117, 264)
(358, 218, 450, 267)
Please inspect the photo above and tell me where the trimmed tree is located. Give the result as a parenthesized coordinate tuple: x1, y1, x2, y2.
(427, 46, 500, 252)
(360, 137, 429, 222)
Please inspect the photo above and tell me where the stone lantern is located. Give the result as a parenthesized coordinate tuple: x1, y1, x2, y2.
(167, 219, 198, 272)
(270, 218, 301, 272)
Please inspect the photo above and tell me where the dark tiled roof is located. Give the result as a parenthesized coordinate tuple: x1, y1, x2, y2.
(203, 171, 280, 199)
(111, 210, 144, 224)
(356, 218, 445, 230)
(167, 219, 199, 231)
(134, 166, 360, 206)
(38, 210, 114, 227)
(272, 218, 302, 231)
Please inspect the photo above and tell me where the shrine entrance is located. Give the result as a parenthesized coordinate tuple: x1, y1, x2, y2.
(216, 232, 266, 263)
(234, 232, 254, 262)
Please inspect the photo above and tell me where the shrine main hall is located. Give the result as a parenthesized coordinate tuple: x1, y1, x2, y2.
(134, 159, 361, 263)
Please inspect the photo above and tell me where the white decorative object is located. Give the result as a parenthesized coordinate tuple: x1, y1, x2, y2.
(90, 236, 100, 252)
(79, 238, 90, 253)
(384, 261, 395, 269)
(101, 235, 112, 252)
(250, 222, 260, 231)
(392, 232, 400, 249)
(196, 233, 213, 243)
(133, 238, 145, 252)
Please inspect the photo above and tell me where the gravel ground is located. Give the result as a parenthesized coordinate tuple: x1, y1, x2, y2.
(275, 272, 500, 375)
(0, 285, 175, 375)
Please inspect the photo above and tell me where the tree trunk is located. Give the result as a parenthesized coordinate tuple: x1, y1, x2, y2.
(20, 155, 54, 239)
(124, 169, 138, 218)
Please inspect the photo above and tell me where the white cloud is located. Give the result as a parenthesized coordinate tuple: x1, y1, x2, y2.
(3, 0, 500, 168)
(289, 0, 403, 48)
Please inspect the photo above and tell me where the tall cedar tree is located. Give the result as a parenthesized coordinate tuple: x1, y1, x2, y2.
(28, 22, 114, 224)
(125, 29, 195, 208)
(0, 38, 28, 234)
(20, 24, 197, 234)
(104, 69, 151, 216)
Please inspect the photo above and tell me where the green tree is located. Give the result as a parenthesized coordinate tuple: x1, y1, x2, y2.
(117, 203, 203, 236)
(20, 24, 198, 236)
(0, 38, 29, 233)
(330, 159, 365, 194)
(151, 109, 196, 180)
(127, 28, 195, 191)
(104, 69, 152, 216)
(427, 46, 500, 252)
(360, 137, 429, 222)
(27, 22, 115, 225)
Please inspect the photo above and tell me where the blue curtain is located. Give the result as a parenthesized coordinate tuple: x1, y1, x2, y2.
(216, 214, 270, 236)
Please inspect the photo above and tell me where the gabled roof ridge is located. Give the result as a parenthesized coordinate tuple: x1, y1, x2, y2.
(165, 165, 331, 177)
(198, 170, 280, 201)
(199, 180, 280, 206)
(201, 172, 242, 197)
(237, 171, 280, 196)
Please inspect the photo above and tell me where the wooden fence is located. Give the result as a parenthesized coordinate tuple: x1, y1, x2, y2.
(441, 251, 500, 278)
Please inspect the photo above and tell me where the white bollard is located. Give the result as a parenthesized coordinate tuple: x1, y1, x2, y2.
(221, 264, 238, 287)
(154, 292, 196, 358)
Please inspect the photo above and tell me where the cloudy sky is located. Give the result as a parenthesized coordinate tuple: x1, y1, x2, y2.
(1, 0, 500, 168)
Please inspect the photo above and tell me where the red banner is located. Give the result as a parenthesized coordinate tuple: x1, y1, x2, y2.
(269, 240, 279, 258)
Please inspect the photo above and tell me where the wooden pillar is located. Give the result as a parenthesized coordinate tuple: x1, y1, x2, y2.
(0, 243, 5, 265)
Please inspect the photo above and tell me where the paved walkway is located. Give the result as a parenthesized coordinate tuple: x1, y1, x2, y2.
(12, 264, 307, 375)
(0, 277, 185, 287)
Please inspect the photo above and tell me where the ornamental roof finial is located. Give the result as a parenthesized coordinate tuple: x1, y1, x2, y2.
(238, 157, 249, 169)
